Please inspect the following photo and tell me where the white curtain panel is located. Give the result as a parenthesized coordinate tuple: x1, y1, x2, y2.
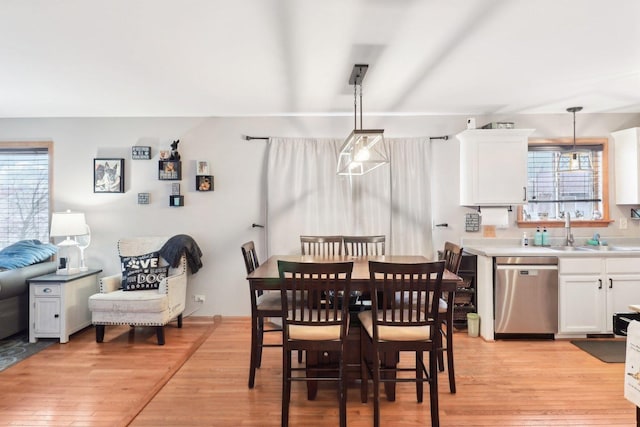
(266, 137, 432, 257)
(388, 137, 434, 259)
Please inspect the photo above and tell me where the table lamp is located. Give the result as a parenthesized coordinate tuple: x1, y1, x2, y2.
(50, 210, 87, 275)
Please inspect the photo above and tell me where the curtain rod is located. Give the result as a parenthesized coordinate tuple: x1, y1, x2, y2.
(242, 135, 269, 141)
(243, 134, 449, 141)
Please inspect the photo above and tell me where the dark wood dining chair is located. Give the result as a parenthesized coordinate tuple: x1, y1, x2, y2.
(343, 235, 386, 256)
(300, 235, 343, 256)
(359, 260, 445, 427)
(439, 241, 463, 393)
(343, 235, 386, 306)
(241, 241, 284, 389)
(278, 260, 353, 427)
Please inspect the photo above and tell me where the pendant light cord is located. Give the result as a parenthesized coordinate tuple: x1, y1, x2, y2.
(567, 106, 583, 151)
(353, 81, 357, 130)
(359, 82, 363, 130)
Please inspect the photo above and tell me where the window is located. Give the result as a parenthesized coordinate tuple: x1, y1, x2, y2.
(0, 142, 52, 248)
(518, 138, 610, 227)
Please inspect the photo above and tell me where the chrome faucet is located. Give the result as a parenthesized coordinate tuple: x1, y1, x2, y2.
(565, 212, 574, 246)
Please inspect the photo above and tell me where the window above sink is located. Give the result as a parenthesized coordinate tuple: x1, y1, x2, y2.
(517, 138, 612, 229)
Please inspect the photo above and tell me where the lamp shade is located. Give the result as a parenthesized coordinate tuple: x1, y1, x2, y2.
(50, 211, 87, 240)
(336, 129, 388, 176)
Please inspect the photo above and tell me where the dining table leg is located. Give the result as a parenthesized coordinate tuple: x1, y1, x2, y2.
(305, 351, 320, 400)
(382, 351, 399, 401)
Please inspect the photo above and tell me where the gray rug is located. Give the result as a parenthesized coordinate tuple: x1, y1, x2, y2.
(0, 332, 56, 371)
(571, 339, 626, 363)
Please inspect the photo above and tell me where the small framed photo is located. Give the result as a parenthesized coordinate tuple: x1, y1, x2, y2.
(94, 158, 125, 193)
(159, 150, 171, 160)
(159, 160, 181, 180)
(169, 195, 184, 207)
(171, 183, 181, 195)
(132, 146, 151, 160)
(138, 193, 150, 204)
(196, 175, 213, 191)
(197, 161, 210, 175)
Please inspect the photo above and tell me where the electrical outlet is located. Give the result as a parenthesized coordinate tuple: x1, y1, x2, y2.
(194, 294, 205, 303)
(620, 217, 628, 230)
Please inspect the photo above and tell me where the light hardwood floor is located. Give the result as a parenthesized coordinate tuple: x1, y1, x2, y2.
(0, 316, 635, 426)
(133, 317, 635, 427)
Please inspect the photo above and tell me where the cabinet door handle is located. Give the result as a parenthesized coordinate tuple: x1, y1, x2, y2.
(523, 186, 527, 202)
(598, 279, 602, 289)
(609, 278, 613, 289)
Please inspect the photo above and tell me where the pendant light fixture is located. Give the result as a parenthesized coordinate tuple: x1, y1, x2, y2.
(336, 64, 388, 176)
(558, 106, 592, 172)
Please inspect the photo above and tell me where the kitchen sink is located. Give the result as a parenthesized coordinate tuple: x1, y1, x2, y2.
(547, 245, 640, 253)
(578, 245, 612, 251)
(548, 246, 589, 252)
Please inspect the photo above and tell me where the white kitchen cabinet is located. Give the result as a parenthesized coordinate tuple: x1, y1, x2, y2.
(559, 257, 640, 335)
(604, 257, 640, 332)
(458, 128, 534, 206)
(611, 127, 640, 205)
(559, 258, 605, 334)
(29, 269, 101, 343)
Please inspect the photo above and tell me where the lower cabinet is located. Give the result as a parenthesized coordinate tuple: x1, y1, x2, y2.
(559, 257, 640, 335)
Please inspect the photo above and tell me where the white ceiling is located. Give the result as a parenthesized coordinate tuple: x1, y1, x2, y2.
(1, 0, 639, 118)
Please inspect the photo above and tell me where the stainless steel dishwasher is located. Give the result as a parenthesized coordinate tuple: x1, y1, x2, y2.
(494, 257, 558, 338)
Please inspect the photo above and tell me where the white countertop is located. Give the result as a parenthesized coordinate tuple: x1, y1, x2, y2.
(462, 238, 640, 258)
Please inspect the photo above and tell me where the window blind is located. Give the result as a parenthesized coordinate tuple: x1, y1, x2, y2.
(0, 147, 50, 248)
(525, 145, 603, 220)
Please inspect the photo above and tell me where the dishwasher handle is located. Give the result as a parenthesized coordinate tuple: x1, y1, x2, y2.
(495, 265, 558, 271)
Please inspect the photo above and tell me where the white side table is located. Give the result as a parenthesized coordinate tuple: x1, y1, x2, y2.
(28, 268, 102, 343)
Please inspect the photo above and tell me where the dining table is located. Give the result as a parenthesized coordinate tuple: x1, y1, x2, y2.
(246, 254, 464, 400)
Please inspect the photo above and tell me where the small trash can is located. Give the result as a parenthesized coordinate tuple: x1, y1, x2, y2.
(467, 313, 480, 337)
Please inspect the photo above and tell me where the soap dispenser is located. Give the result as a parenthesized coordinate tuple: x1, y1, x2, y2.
(542, 227, 549, 246)
(522, 232, 529, 247)
(534, 227, 542, 246)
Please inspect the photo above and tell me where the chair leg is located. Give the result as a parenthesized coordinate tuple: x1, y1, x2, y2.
(360, 328, 368, 403)
(156, 326, 165, 345)
(248, 315, 259, 389)
(372, 343, 381, 427)
(429, 349, 440, 427)
(95, 325, 105, 343)
(256, 316, 264, 368)
(282, 349, 291, 427)
(177, 313, 183, 328)
(339, 348, 347, 427)
(416, 351, 424, 403)
(446, 322, 456, 394)
(438, 321, 446, 372)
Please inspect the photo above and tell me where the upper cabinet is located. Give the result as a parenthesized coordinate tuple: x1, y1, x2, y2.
(458, 129, 534, 206)
(611, 127, 640, 205)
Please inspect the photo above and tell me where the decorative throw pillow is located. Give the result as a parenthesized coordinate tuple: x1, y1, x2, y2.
(0, 239, 58, 270)
(121, 252, 169, 291)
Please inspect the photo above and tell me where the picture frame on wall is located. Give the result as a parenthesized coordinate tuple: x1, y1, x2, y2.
(159, 160, 181, 180)
(94, 158, 125, 193)
(197, 161, 210, 175)
(196, 175, 213, 191)
(131, 146, 151, 160)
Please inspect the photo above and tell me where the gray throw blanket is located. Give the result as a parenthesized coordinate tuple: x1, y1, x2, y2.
(159, 234, 203, 274)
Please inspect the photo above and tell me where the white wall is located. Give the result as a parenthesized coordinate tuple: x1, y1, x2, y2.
(1, 113, 639, 316)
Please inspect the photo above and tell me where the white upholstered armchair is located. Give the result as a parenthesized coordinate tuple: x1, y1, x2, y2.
(88, 236, 188, 345)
